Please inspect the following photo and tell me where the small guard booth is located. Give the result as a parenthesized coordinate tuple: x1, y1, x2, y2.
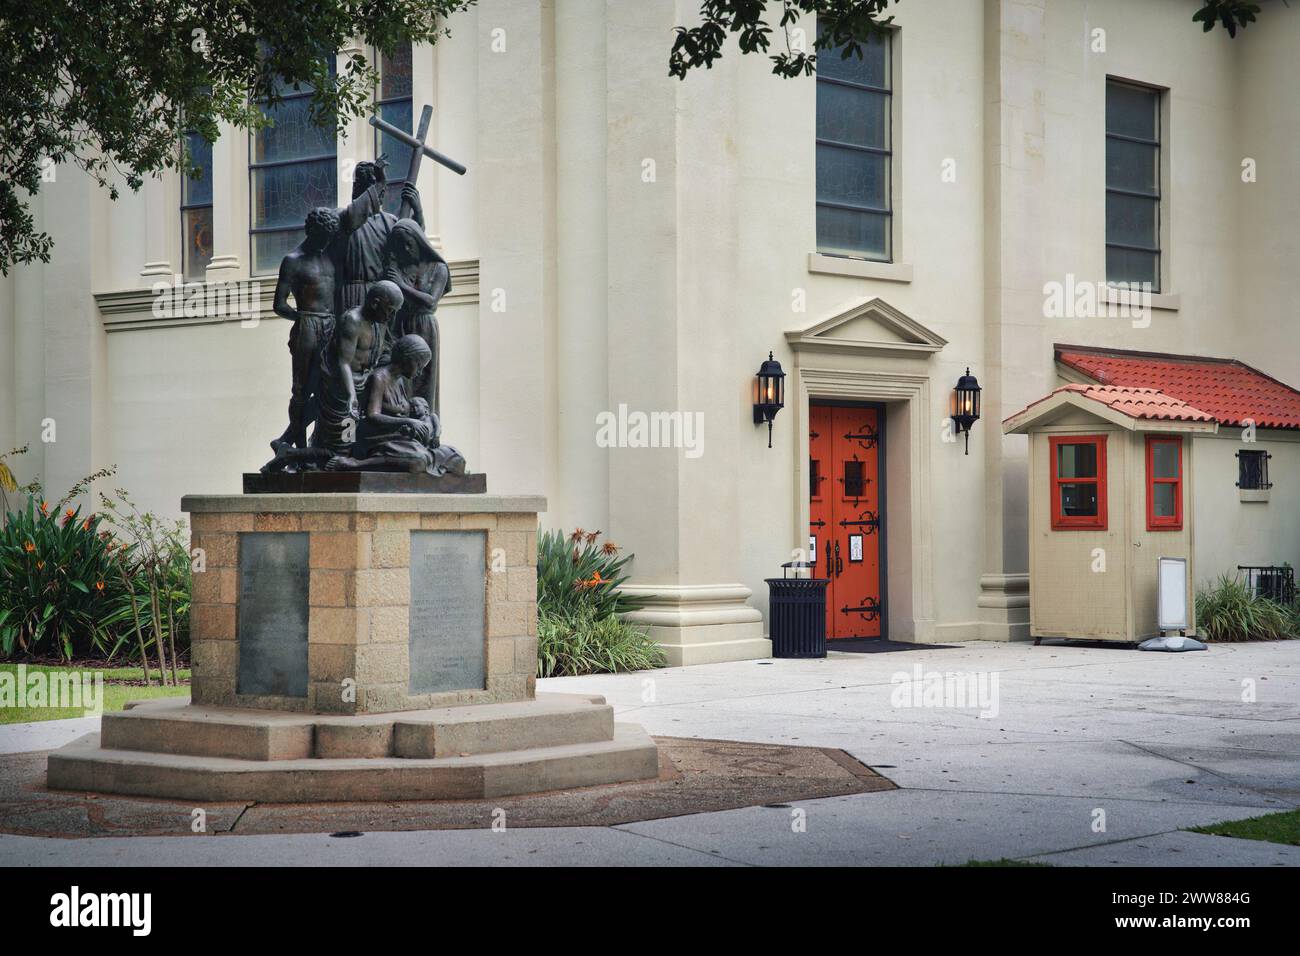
(1003, 384, 1218, 643)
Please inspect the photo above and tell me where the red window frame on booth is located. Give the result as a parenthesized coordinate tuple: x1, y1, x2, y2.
(1145, 435, 1183, 531)
(1049, 435, 1108, 531)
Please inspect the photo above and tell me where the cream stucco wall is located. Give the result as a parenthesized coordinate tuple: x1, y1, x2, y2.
(1, 0, 1298, 660)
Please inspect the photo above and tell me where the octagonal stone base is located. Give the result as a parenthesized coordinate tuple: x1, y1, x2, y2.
(183, 493, 543, 715)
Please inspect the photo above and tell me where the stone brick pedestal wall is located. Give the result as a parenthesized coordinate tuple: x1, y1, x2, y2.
(183, 494, 544, 715)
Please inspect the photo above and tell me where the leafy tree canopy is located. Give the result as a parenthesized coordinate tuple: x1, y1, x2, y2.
(0, 1, 476, 274)
(669, 0, 1268, 80)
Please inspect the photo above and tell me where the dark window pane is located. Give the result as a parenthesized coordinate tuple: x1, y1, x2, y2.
(816, 144, 888, 209)
(182, 206, 214, 280)
(1106, 246, 1159, 288)
(1059, 482, 1099, 517)
(183, 132, 213, 206)
(1106, 192, 1157, 249)
(817, 85, 888, 150)
(1057, 442, 1098, 479)
(1151, 442, 1179, 479)
(377, 99, 414, 174)
(816, 206, 889, 259)
(1106, 82, 1157, 140)
(817, 33, 888, 88)
(254, 96, 336, 164)
(843, 459, 864, 498)
(253, 229, 305, 276)
(1106, 137, 1157, 196)
(1152, 482, 1177, 518)
(1238, 451, 1269, 490)
(252, 158, 337, 232)
(381, 45, 413, 99)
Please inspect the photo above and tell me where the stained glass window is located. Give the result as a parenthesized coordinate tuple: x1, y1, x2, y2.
(181, 130, 214, 280)
(374, 43, 414, 216)
(816, 29, 891, 261)
(1106, 80, 1161, 291)
(250, 55, 338, 275)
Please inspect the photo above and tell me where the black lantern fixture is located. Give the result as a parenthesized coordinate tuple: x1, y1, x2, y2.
(752, 351, 786, 448)
(952, 367, 982, 455)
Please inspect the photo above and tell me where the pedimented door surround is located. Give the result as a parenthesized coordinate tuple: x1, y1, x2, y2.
(786, 297, 945, 643)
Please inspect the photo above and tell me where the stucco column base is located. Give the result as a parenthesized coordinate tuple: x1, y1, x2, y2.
(976, 572, 1032, 641)
(621, 584, 771, 666)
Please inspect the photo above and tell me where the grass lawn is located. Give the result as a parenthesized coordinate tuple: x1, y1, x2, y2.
(1190, 809, 1300, 847)
(0, 662, 190, 724)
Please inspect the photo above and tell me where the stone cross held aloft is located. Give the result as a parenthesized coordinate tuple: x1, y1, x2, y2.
(369, 105, 468, 180)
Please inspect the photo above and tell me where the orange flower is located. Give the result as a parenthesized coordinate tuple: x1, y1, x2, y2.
(95, 580, 105, 592)
(36, 560, 44, 570)
(575, 571, 606, 591)
(39, 501, 49, 516)
(81, 518, 91, 531)
(62, 508, 75, 524)
(601, 541, 619, 555)
(23, 540, 35, 553)
(585, 530, 601, 544)
(570, 528, 587, 543)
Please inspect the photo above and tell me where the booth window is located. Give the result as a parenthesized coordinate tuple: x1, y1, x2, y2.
(1050, 435, 1107, 530)
(1145, 435, 1182, 530)
(1237, 449, 1271, 490)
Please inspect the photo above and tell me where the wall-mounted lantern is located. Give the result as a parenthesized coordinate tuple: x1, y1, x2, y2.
(951, 367, 982, 455)
(753, 351, 786, 448)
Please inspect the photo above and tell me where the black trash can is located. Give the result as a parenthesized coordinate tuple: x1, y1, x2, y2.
(766, 561, 829, 658)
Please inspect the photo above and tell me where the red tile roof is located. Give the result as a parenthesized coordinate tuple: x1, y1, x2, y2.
(1056, 346, 1300, 430)
(1004, 384, 1215, 426)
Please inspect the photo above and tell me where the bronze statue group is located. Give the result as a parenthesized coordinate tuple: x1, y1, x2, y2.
(263, 159, 465, 477)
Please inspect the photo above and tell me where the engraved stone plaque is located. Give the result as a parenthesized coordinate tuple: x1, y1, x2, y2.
(236, 532, 309, 697)
(409, 530, 486, 694)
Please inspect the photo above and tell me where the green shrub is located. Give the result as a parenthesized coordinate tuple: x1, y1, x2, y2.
(537, 528, 646, 619)
(537, 604, 665, 677)
(0, 496, 132, 660)
(1195, 574, 1295, 642)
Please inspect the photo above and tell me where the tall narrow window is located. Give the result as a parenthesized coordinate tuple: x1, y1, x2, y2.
(816, 31, 891, 261)
(1105, 80, 1161, 291)
(249, 57, 338, 275)
(181, 131, 214, 280)
(374, 43, 414, 216)
(1050, 435, 1108, 531)
(1146, 436, 1182, 530)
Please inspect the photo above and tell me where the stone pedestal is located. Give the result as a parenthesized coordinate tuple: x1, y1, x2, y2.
(47, 491, 661, 802)
(184, 493, 543, 715)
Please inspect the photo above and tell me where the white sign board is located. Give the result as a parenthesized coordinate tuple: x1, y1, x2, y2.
(1157, 557, 1188, 631)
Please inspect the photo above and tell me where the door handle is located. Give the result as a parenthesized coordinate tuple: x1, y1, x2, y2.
(834, 541, 843, 578)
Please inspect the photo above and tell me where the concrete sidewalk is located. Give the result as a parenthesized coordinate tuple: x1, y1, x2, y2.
(2, 639, 1297, 866)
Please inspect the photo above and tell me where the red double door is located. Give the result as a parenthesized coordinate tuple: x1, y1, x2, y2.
(809, 403, 883, 639)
